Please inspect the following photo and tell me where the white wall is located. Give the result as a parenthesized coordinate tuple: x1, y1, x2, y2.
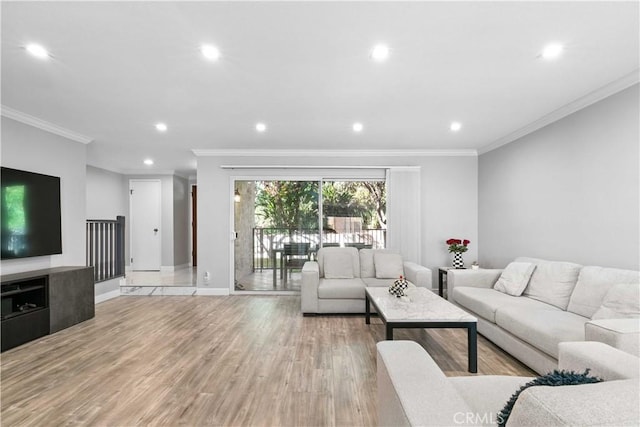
(86, 166, 127, 219)
(1, 117, 87, 275)
(86, 165, 128, 299)
(196, 154, 478, 292)
(478, 84, 639, 269)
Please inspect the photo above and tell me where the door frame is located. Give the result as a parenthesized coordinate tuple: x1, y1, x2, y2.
(192, 185, 197, 267)
(129, 179, 162, 271)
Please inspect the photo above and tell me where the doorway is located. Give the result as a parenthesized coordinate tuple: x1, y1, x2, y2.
(129, 179, 161, 271)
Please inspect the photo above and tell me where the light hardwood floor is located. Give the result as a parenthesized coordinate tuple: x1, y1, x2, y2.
(1, 296, 534, 426)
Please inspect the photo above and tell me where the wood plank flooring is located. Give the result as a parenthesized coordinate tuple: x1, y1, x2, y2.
(1, 296, 534, 426)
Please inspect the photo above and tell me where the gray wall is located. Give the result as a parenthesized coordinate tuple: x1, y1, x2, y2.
(173, 175, 190, 267)
(1, 117, 87, 275)
(197, 154, 478, 291)
(478, 84, 639, 270)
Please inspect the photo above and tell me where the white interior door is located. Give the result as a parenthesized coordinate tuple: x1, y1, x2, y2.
(130, 179, 161, 270)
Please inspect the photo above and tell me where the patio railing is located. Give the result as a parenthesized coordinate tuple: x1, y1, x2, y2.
(252, 227, 386, 271)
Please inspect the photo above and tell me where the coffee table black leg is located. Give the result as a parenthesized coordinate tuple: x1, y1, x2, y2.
(468, 323, 478, 373)
(365, 294, 370, 325)
(386, 324, 394, 340)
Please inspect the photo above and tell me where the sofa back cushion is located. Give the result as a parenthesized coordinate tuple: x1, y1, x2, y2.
(568, 266, 640, 318)
(374, 252, 404, 279)
(591, 283, 640, 320)
(359, 249, 404, 278)
(517, 257, 582, 310)
(317, 247, 360, 278)
(359, 249, 376, 278)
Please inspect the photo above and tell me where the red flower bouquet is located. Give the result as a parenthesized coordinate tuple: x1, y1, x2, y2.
(446, 238, 470, 253)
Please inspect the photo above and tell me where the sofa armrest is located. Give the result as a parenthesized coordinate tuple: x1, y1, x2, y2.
(558, 341, 640, 380)
(403, 262, 432, 289)
(301, 261, 319, 314)
(446, 269, 502, 301)
(585, 318, 640, 357)
(377, 341, 473, 427)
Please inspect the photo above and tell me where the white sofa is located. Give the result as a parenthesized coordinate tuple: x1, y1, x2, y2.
(301, 247, 432, 314)
(377, 340, 640, 426)
(448, 257, 640, 373)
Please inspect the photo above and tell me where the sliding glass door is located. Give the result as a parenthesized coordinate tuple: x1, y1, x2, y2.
(321, 181, 386, 249)
(234, 178, 385, 292)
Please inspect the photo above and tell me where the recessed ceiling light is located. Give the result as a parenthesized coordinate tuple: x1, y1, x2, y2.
(541, 43, 564, 60)
(353, 122, 364, 132)
(25, 43, 49, 59)
(155, 123, 167, 132)
(201, 44, 221, 61)
(256, 122, 267, 132)
(144, 159, 154, 166)
(450, 121, 462, 132)
(370, 44, 390, 62)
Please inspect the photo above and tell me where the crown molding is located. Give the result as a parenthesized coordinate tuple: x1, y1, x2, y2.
(221, 164, 405, 170)
(479, 70, 640, 155)
(1, 105, 93, 144)
(192, 148, 477, 157)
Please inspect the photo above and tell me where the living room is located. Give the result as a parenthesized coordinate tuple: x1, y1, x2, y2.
(1, 1, 638, 426)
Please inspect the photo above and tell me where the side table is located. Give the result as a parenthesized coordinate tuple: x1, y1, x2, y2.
(437, 267, 467, 297)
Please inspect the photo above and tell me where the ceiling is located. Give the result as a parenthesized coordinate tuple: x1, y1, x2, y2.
(2, 1, 638, 177)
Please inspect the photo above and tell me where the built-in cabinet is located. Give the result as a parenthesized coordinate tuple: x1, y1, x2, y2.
(1, 266, 94, 351)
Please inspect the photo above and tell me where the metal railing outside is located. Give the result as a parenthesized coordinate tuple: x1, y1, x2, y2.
(86, 216, 126, 283)
(252, 227, 386, 271)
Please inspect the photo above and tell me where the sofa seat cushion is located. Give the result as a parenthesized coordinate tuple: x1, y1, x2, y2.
(453, 287, 557, 323)
(507, 379, 640, 427)
(362, 277, 397, 288)
(317, 278, 365, 299)
(449, 376, 532, 426)
(495, 305, 587, 358)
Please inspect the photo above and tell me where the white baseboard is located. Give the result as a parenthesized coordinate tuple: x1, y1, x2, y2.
(196, 287, 230, 296)
(95, 289, 121, 304)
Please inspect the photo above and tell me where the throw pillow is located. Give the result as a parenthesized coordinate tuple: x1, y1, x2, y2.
(591, 283, 640, 320)
(493, 262, 536, 296)
(498, 369, 602, 427)
(323, 251, 354, 279)
(374, 252, 404, 279)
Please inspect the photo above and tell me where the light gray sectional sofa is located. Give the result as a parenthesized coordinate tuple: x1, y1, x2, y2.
(301, 247, 432, 314)
(377, 340, 640, 427)
(448, 257, 640, 374)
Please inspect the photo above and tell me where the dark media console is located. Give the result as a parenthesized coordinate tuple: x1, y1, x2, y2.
(1, 266, 94, 352)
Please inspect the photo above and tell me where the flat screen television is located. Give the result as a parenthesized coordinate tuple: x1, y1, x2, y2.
(1, 167, 62, 259)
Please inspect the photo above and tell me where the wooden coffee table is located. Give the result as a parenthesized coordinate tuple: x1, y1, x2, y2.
(365, 286, 478, 373)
